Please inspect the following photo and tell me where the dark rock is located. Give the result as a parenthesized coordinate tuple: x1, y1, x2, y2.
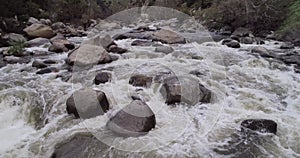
(56, 72, 72, 82)
(32, 60, 48, 69)
(49, 34, 75, 53)
(225, 41, 240, 48)
(152, 29, 186, 44)
(129, 74, 153, 87)
(3, 56, 30, 64)
(155, 46, 174, 54)
(36, 67, 59, 74)
(51, 133, 109, 158)
(114, 32, 152, 40)
(43, 59, 57, 64)
(66, 88, 109, 119)
(27, 17, 40, 25)
(280, 42, 295, 49)
(230, 35, 240, 42)
(241, 119, 277, 134)
(255, 38, 265, 45)
(222, 38, 234, 45)
(160, 76, 212, 105)
(25, 38, 50, 47)
(251, 46, 272, 58)
(0, 54, 7, 68)
(107, 45, 127, 54)
(0, 18, 26, 34)
(106, 100, 156, 137)
(94, 72, 111, 85)
(40, 19, 52, 26)
(241, 37, 253, 44)
(131, 40, 159, 46)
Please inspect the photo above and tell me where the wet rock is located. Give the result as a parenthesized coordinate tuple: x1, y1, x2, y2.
(94, 72, 111, 85)
(3, 56, 30, 64)
(68, 44, 112, 66)
(230, 35, 240, 42)
(131, 40, 158, 46)
(251, 46, 272, 58)
(152, 29, 186, 44)
(24, 23, 55, 39)
(107, 45, 127, 54)
(32, 60, 48, 69)
(36, 67, 59, 74)
(50, 34, 75, 50)
(255, 38, 265, 45)
(43, 59, 57, 64)
(225, 40, 240, 48)
(0, 54, 7, 68)
(129, 74, 153, 87)
(106, 100, 156, 137)
(280, 42, 295, 49)
(155, 46, 174, 54)
(66, 88, 109, 119)
(114, 32, 152, 40)
(241, 119, 277, 134)
(160, 76, 212, 105)
(51, 133, 109, 158)
(241, 37, 253, 44)
(25, 38, 50, 47)
(56, 72, 72, 82)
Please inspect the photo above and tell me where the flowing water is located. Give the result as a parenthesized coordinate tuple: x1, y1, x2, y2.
(1, 7, 300, 158)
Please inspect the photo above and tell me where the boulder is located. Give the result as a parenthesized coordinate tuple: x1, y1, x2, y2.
(251, 46, 272, 58)
(24, 23, 55, 39)
(82, 35, 114, 48)
(152, 29, 186, 44)
(32, 60, 48, 69)
(155, 46, 174, 54)
(232, 27, 252, 37)
(94, 72, 111, 85)
(280, 42, 295, 49)
(25, 38, 49, 47)
(160, 76, 212, 105)
(51, 22, 66, 30)
(51, 133, 109, 158)
(230, 35, 240, 42)
(107, 45, 127, 54)
(241, 119, 277, 134)
(106, 100, 156, 137)
(114, 32, 152, 40)
(225, 41, 240, 48)
(40, 19, 52, 26)
(49, 42, 69, 53)
(68, 44, 112, 66)
(131, 40, 158, 46)
(66, 88, 110, 119)
(241, 37, 253, 44)
(5, 33, 27, 43)
(3, 56, 30, 64)
(36, 67, 59, 74)
(129, 74, 153, 87)
(27, 17, 40, 25)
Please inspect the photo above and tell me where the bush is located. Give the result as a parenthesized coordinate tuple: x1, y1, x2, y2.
(7, 40, 26, 56)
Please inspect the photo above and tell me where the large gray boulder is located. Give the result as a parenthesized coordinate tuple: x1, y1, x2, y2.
(160, 76, 212, 105)
(152, 29, 186, 44)
(107, 100, 156, 137)
(26, 38, 50, 47)
(66, 88, 110, 119)
(68, 44, 112, 66)
(24, 23, 55, 39)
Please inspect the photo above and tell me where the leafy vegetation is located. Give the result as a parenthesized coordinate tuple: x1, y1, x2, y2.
(278, 0, 300, 34)
(7, 40, 26, 56)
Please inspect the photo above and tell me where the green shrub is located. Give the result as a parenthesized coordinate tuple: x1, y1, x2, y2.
(278, 0, 300, 34)
(7, 40, 26, 56)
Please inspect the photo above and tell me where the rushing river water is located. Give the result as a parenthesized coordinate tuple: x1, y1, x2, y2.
(1, 7, 300, 158)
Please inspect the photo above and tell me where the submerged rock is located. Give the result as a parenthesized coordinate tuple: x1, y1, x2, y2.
(32, 60, 48, 69)
(36, 67, 59, 74)
(66, 88, 109, 119)
(160, 76, 212, 105)
(241, 119, 277, 134)
(155, 46, 174, 54)
(106, 100, 156, 137)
